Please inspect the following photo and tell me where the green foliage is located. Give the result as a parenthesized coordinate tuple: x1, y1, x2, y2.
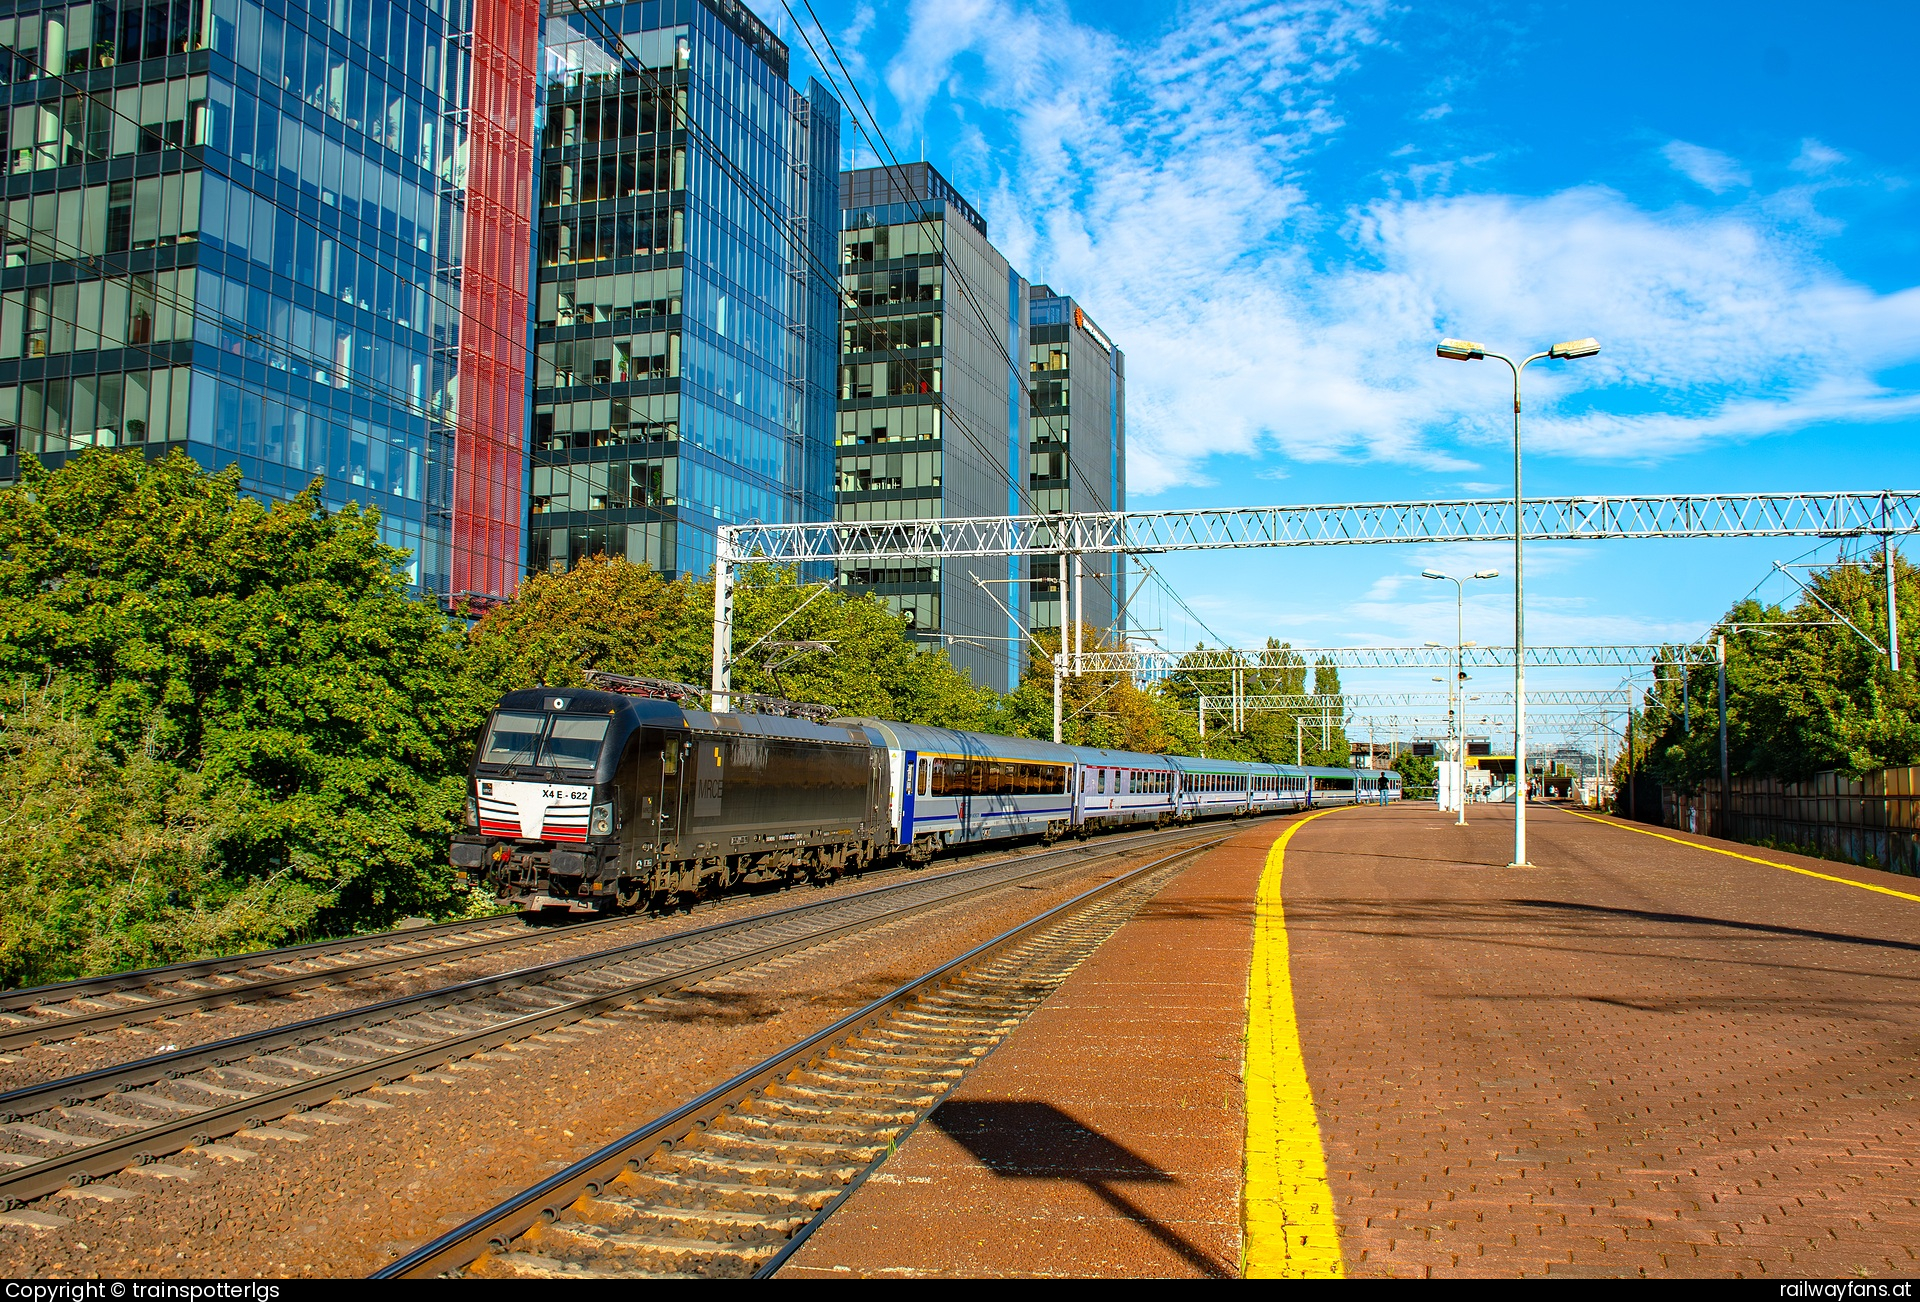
(998, 626, 1193, 751)
(1162, 639, 1349, 763)
(1629, 552, 1920, 790)
(0, 450, 486, 979)
(464, 556, 1000, 728)
(1390, 750, 1439, 791)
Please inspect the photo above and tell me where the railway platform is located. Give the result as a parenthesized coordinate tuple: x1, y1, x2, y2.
(781, 803, 1920, 1279)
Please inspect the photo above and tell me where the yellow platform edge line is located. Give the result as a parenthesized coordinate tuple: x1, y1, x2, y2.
(1242, 806, 1348, 1279)
(1565, 809, 1920, 904)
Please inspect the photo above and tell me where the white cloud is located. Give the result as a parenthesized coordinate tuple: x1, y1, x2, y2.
(1417, 102, 1452, 121)
(1661, 140, 1751, 193)
(875, 0, 1920, 496)
(1791, 138, 1846, 174)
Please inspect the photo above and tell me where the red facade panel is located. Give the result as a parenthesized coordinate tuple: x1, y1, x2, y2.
(452, 0, 540, 599)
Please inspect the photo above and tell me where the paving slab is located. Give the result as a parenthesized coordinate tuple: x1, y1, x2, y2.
(781, 819, 1291, 1278)
(1280, 803, 1920, 1279)
(788, 804, 1920, 1279)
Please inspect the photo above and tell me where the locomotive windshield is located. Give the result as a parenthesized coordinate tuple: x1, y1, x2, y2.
(481, 712, 545, 765)
(542, 718, 610, 770)
(479, 711, 612, 772)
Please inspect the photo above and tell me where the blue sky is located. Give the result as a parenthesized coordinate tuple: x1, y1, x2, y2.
(760, 0, 1920, 739)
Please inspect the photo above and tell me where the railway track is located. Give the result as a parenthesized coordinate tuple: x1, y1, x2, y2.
(377, 836, 1217, 1280)
(0, 824, 1181, 1055)
(0, 915, 580, 1053)
(0, 822, 1231, 1209)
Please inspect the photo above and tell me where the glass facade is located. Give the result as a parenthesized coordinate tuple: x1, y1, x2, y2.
(1028, 285, 1125, 637)
(526, 0, 839, 582)
(0, 0, 539, 599)
(836, 162, 1029, 692)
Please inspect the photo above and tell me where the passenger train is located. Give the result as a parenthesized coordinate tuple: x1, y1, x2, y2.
(451, 683, 1400, 914)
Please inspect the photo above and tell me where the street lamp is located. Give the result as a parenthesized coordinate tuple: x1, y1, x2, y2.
(1436, 336, 1600, 867)
(1423, 569, 1498, 826)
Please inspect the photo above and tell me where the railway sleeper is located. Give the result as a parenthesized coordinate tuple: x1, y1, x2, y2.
(860, 1024, 1001, 1050)
(825, 1047, 977, 1075)
(717, 1111, 901, 1147)
(514, 1218, 780, 1278)
(569, 1194, 809, 1244)
(783, 1066, 949, 1097)
(749, 1096, 922, 1127)
(663, 1150, 867, 1189)
(887, 1007, 1015, 1030)
(691, 1130, 886, 1167)
(469, 1251, 638, 1280)
(610, 1169, 838, 1217)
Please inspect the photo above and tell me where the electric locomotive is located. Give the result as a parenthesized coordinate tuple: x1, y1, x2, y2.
(450, 685, 888, 913)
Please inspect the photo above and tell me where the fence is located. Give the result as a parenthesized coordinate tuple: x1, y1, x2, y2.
(1651, 768, 1920, 878)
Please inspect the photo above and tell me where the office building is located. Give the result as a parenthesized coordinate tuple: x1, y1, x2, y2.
(0, 0, 539, 601)
(1027, 284, 1125, 639)
(526, 0, 840, 582)
(835, 161, 1028, 692)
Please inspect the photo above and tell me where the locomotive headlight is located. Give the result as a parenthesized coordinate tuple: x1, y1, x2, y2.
(465, 796, 479, 829)
(590, 802, 614, 837)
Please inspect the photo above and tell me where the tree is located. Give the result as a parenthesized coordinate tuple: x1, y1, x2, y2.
(464, 557, 1001, 729)
(1391, 749, 1439, 791)
(0, 449, 485, 974)
(1635, 551, 1920, 789)
(999, 625, 1195, 752)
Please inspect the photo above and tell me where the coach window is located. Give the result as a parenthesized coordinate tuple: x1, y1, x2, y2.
(918, 758, 928, 795)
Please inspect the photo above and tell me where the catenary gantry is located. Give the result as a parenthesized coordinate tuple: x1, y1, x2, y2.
(709, 491, 1919, 709)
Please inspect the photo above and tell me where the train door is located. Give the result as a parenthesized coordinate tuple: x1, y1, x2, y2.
(900, 750, 917, 843)
(657, 737, 689, 851)
(629, 730, 665, 844)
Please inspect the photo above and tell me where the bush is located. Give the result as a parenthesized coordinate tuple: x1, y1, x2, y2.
(0, 450, 487, 976)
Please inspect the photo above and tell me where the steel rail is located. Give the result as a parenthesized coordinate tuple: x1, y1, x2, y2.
(373, 835, 1224, 1279)
(0, 915, 537, 1012)
(0, 821, 1236, 1207)
(0, 916, 650, 1051)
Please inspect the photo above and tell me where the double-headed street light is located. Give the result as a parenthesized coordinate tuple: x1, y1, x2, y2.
(1436, 335, 1600, 868)
(1423, 568, 1499, 825)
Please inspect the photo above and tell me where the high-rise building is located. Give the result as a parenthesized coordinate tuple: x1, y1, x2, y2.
(526, 0, 840, 582)
(0, 0, 540, 602)
(1027, 284, 1125, 639)
(835, 162, 1028, 692)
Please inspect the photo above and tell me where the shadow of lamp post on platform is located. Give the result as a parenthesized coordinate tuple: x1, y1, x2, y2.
(1435, 335, 1601, 868)
(929, 1099, 1232, 1278)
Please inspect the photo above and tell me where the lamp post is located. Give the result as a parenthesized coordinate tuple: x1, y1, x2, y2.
(1436, 335, 1600, 868)
(1423, 568, 1499, 827)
